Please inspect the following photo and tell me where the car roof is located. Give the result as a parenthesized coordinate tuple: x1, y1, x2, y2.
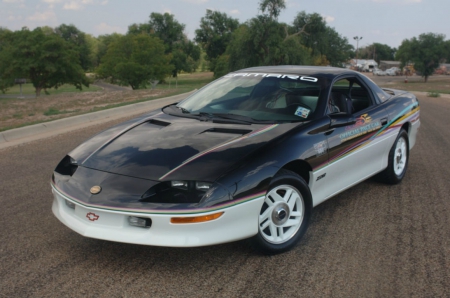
(236, 65, 358, 79)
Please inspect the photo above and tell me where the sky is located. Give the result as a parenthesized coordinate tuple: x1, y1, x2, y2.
(1, 0, 449, 49)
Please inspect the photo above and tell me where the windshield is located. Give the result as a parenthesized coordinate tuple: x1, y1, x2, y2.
(174, 72, 323, 123)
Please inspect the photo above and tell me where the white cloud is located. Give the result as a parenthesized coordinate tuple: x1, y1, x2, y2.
(323, 15, 335, 23)
(230, 9, 240, 15)
(95, 22, 124, 34)
(62, 0, 95, 10)
(181, 0, 208, 4)
(41, 0, 61, 3)
(101, 0, 108, 4)
(63, 1, 82, 10)
(28, 10, 56, 22)
(371, 0, 422, 3)
(2, 0, 24, 3)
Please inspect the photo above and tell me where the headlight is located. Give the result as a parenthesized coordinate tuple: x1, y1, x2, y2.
(195, 181, 212, 191)
(171, 180, 188, 189)
(141, 180, 215, 203)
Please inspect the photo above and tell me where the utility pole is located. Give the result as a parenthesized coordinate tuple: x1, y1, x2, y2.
(353, 36, 363, 66)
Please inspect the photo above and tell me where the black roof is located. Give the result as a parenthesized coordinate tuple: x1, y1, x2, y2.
(237, 65, 358, 79)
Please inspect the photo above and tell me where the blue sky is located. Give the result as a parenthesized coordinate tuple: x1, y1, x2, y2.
(1, 0, 448, 48)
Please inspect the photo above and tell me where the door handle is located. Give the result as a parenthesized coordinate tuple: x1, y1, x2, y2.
(381, 118, 388, 125)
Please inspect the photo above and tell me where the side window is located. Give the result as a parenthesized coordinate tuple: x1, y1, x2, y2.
(350, 81, 372, 113)
(329, 77, 373, 115)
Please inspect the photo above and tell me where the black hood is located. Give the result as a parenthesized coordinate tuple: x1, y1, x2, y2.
(69, 112, 300, 182)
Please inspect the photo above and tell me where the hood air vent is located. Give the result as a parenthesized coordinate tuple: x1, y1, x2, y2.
(148, 119, 171, 127)
(202, 128, 252, 135)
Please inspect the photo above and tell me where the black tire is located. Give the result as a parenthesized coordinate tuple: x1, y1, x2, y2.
(379, 129, 409, 184)
(250, 169, 312, 254)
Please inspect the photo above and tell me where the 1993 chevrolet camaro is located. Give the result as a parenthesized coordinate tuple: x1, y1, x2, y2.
(51, 66, 420, 253)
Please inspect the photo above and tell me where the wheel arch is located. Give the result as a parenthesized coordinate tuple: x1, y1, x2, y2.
(279, 160, 312, 185)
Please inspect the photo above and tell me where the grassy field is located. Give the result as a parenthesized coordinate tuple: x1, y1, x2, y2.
(379, 78, 450, 94)
(0, 72, 214, 132)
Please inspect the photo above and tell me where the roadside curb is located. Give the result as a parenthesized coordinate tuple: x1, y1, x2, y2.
(0, 91, 194, 150)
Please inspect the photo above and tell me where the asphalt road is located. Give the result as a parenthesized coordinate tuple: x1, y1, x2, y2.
(0, 94, 449, 297)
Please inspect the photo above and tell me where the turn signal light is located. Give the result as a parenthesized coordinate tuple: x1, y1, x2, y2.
(170, 212, 224, 224)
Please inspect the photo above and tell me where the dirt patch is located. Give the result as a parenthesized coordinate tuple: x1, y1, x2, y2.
(0, 88, 172, 131)
(0, 72, 214, 131)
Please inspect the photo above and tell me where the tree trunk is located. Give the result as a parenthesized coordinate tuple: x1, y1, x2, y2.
(35, 87, 42, 97)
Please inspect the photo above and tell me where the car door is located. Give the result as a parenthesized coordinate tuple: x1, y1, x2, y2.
(312, 75, 390, 206)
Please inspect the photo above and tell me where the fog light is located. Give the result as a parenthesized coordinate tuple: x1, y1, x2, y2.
(170, 212, 224, 224)
(128, 216, 151, 228)
(65, 200, 76, 209)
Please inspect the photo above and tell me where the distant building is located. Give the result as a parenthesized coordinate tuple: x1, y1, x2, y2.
(349, 59, 378, 72)
(379, 60, 401, 70)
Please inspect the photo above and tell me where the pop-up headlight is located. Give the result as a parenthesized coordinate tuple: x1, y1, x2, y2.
(171, 181, 188, 189)
(195, 181, 212, 191)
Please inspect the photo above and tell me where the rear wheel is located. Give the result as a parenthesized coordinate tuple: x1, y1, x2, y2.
(379, 129, 409, 184)
(251, 169, 312, 254)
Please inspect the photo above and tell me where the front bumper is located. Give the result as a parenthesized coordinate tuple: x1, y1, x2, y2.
(52, 186, 264, 247)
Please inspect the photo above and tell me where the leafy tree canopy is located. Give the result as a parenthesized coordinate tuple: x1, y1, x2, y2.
(396, 33, 446, 82)
(128, 12, 200, 77)
(96, 34, 172, 89)
(0, 27, 89, 96)
(259, 0, 286, 20)
(194, 9, 239, 70)
(54, 24, 93, 71)
(358, 43, 396, 64)
(292, 11, 353, 66)
(96, 33, 123, 67)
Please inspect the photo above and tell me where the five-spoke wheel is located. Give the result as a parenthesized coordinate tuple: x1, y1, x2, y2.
(251, 169, 311, 254)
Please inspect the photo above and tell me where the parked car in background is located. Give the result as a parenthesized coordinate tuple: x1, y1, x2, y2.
(386, 67, 401, 76)
(374, 68, 386, 76)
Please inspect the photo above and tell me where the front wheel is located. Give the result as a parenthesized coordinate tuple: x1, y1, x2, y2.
(251, 169, 312, 254)
(379, 129, 409, 184)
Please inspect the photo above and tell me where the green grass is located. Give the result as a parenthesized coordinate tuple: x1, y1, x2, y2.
(378, 78, 450, 95)
(3, 83, 102, 96)
(43, 107, 80, 116)
(427, 91, 441, 97)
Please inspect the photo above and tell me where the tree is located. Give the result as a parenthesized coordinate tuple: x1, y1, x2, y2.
(129, 12, 200, 78)
(0, 27, 89, 96)
(225, 16, 311, 74)
(54, 24, 93, 71)
(292, 11, 353, 66)
(0, 27, 14, 93)
(359, 43, 396, 64)
(96, 33, 123, 67)
(96, 34, 172, 89)
(259, 0, 286, 20)
(396, 33, 446, 82)
(194, 9, 239, 71)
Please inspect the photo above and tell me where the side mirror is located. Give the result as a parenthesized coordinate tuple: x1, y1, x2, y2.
(329, 113, 356, 128)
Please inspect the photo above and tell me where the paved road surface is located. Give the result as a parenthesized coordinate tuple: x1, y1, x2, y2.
(0, 94, 449, 297)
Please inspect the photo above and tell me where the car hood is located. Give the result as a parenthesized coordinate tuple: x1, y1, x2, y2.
(69, 112, 300, 182)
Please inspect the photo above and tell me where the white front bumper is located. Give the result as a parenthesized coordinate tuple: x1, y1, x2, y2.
(52, 188, 264, 247)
